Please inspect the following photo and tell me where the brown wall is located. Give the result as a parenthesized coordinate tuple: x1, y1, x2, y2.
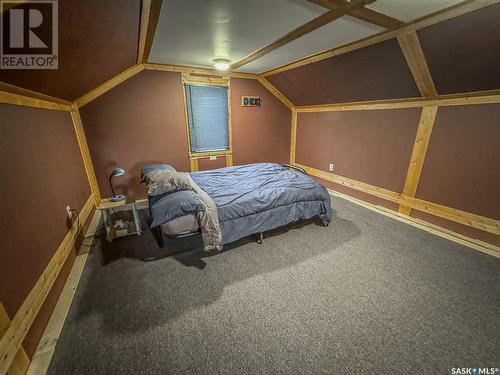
(266, 38, 419, 106)
(415, 104, 500, 220)
(295, 109, 421, 192)
(0, 0, 140, 100)
(294, 106, 499, 246)
(0, 104, 91, 355)
(418, 3, 500, 95)
(80, 70, 190, 199)
(197, 157, 228, 171)
(231, 78, 291, 165)
(80, 72, 291, 199)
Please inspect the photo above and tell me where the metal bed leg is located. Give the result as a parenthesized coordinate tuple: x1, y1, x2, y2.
(152, 226, 165, 248)
(257, 232, 263, 245)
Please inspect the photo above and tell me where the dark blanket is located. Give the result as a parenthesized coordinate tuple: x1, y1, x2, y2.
(191, 163, 332, 245)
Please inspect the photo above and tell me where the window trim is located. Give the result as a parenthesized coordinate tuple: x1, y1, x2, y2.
(182, 74, 232, 162)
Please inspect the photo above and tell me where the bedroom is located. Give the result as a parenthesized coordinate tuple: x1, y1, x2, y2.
(0, 0, 499, 374)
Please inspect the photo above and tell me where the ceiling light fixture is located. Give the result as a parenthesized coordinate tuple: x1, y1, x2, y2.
(214, 59, 230, 71)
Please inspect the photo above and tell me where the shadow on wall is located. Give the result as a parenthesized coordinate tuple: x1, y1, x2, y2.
(100, 160, 182, 199)
(69, 207, 360, 335)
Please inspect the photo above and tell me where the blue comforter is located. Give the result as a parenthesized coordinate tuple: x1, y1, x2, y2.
(191, 163, 332, 244)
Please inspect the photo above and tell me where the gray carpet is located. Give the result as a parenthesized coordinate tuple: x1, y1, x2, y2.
(47, 197, 500, 375)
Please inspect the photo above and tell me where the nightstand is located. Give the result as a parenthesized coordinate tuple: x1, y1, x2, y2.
(98, 199, 142, 241)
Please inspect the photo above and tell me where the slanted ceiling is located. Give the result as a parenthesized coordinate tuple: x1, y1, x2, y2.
(0, 0, 140, 100)
(0, 0, 479, 100)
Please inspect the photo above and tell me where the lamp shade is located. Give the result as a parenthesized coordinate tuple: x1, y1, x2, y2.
(111, 167, 126, 177)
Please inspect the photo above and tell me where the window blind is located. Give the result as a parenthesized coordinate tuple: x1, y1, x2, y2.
(185, 84, 229, 153)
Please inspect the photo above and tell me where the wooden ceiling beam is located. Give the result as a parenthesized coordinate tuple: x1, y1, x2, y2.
(261, 0, 500, 76)
(397, 31, 437, 97)
(141, 0, 163, 63)
(308, 0, 404, 29)
(137, 0, 152, 63)
(230, 0, 375, 70)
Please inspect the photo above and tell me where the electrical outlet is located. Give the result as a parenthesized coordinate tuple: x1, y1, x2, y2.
(66, 205, 73, 219)
(210, 155, 217, 160)
(328, 163, 334, 172)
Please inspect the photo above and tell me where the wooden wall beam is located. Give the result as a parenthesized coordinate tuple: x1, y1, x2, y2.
(0, 82, 71, 106)
(290, 108, 298, 164)
(399, 106, 438, 215)
(0, 304, 30, 375)
(141, 0, 162, 63)
(0, 196, 94, 375)
(189, 158, 199, 172)
(294, 163, 500, 236)
(0, 91, 71, 112)
(75, 64, 144, 108)
(397, 31, 437, 97)
(295, 89, 500, 112)
(70, 105, 102, 206)
(261, 0, 500, 76)
(230, 0, 375, 70)
(308, 0, 404, 29)
(145, 63, 257, 79)
(257, 77, 295, 110)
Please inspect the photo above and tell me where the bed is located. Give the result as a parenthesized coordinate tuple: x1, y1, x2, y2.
(143, 162, 332, 250)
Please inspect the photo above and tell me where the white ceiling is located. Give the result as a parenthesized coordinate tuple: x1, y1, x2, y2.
(368, 0, 464, 22)
(148, 0, 467, 74)
(235, 16, 382, 73)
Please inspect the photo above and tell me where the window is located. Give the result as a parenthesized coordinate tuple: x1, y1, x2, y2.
(184, 83, 230, 153)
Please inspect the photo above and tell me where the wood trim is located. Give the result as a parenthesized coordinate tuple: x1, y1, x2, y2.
(75, 64, 145, 108)
(290, 108, 297, 164)
(295, 89, 500, 112)
(182, 75, 229, 86)
(70, 105, 102, 206)
(27, 210, 102, 375)
(226, 154, 233, 167)
(308, 0, 404, 29)
(189, 151, 233, 159)
(0, 196, 94, 375)
(230, 0, 375, 70)
(261, 0, 500, 76)
(399, 106, 438, 215)
(0, 82, 71, 105)
(145, 63, 257, 79)
(329, 189, 500, 258)
(0, 91, 71, 111)
(295, 163, 500, 235)
(397, 31, 437, 97)
(189, 158, 199, 172)
(141, 0, 162, 63)
(137, 0, 152, 63)
(257, 77, 294, 110)
(0, 304, 30, 375)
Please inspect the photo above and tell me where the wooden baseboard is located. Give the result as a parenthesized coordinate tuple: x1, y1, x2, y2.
(26, 210, 102, 375)
(329, 189, 500, 258)
(296, 163, 500, 236)
(0, 196, 94, 375)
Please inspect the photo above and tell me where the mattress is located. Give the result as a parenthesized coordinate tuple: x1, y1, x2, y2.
(190, 163, 332, 244)
(160, 214, 199, 236)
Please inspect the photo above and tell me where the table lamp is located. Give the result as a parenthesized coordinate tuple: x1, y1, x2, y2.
(109, 168, 126, 202)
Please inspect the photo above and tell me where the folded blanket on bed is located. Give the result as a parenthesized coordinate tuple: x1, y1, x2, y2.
(143, 168, 222, 252)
